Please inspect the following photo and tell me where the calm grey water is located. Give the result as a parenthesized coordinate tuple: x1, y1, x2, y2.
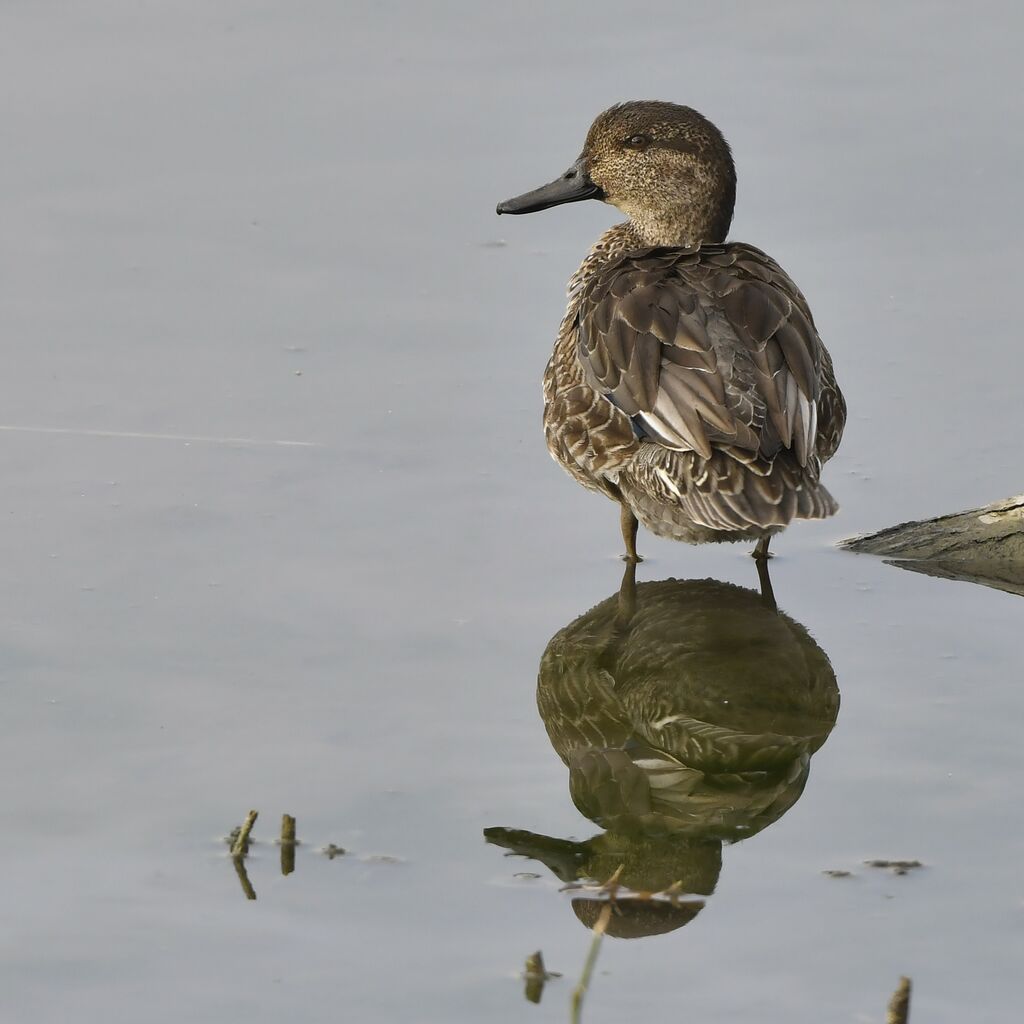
(2, 2, 1022, 1021)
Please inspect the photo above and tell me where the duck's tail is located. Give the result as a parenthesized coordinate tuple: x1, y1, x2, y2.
(620, 448, 839, 542)
(795, 482, 839, 520)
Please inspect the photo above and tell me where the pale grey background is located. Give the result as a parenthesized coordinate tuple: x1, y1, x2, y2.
(1, 2, 1022, 1022)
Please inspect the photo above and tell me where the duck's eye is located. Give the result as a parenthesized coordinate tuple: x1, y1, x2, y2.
(624, 133, 651, 149)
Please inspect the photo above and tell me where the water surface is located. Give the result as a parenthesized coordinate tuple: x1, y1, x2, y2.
(2, 2, 1022, 1021)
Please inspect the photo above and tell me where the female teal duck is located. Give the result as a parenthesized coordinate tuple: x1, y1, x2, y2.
(497, 101, 846, 560)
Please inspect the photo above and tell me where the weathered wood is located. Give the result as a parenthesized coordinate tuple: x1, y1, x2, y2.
(231, 810, 259, 859)
(841, 494, 1024, 597)
(887, 976, 911, 1023)
(570, 902, 612, 1024)
(233, 854, 257, 901)
(280, 814, 297, 876)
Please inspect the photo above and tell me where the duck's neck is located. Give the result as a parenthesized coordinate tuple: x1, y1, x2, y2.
(625, 168, 736, 247)
(628, 200, 731, 248)
(569, 209, 729, 297)
(630, 212, 706, 248)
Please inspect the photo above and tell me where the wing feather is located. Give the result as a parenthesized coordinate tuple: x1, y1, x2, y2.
(577, 242, 842, 477)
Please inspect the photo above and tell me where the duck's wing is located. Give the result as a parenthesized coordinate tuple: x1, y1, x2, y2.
(577, 243, 839, 467)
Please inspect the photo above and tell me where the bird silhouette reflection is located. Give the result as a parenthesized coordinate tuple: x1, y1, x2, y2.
(486, 562, 838, 938)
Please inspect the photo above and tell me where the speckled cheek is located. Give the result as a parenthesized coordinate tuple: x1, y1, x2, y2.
(587, 158, 622, 199)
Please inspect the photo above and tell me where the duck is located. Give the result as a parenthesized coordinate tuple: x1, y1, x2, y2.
(497, 101, 846, 561)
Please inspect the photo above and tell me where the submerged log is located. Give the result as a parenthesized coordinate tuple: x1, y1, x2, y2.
(841, 494, 1024, 597)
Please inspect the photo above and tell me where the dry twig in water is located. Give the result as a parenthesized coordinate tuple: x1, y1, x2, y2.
(231, 810, 259, 859)
(523, 950, 560, 1004)
(233, 855, 257, 901)
(887, 976, 911, 1023)
(570, 899, 613, 1024)
(280, 814, 297, 876)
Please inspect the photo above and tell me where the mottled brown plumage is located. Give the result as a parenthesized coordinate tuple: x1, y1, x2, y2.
(498, 101, 846, 556)
(484, 566, 839, 936)
(537, 571, 839, 838)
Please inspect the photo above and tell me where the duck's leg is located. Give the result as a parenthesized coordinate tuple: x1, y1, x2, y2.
(619, 504, 642, 563)
(753, 543, 778, 613)
(752, 535, 772, 560)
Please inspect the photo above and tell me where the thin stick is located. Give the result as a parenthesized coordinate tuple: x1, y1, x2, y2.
(280, 814, 297, 876)
(570, 902, 612, 1024)
(887, 976, 911, 1024)
(233, 854, 257, 900)
(231, 810, 258, 859)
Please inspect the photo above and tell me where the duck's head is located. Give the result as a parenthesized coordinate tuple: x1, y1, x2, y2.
(497, 101, 736, 248)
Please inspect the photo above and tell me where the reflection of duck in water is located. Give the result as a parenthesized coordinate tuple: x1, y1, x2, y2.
(486, 564, 838, 938)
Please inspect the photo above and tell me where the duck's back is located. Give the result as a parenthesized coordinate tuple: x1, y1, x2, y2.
(543, 231, 846, 543)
